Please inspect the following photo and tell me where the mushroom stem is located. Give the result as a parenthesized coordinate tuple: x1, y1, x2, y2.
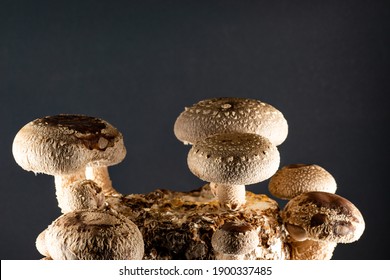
(213, 183, 246, 210)
(85, 166, 119, 196)
(54, 170, 86, 212)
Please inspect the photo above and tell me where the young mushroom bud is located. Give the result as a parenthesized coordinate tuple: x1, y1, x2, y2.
(282, 191, 365, 243)
(212, 221, 259, 260)
(187, 133, 280, 210)
(289, 239, 337, 260)
(174, 97, 288, 146)
(268, 164, 337, 200)
(56, 179, 105, 213)
(39, 209, 144, 260)
(12, 115, 126, 212)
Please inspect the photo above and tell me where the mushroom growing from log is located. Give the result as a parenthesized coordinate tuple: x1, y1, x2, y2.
(37, 209, 144, 260)
(174, 97, 288, 146)
(268, 164, 337, 200)
(212, 221, 259, 260)
(282, 191, 365, 243)
(12, 115, 126, 212)
(187, 133, 280, 210)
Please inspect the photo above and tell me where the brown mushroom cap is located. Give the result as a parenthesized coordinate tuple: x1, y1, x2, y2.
(187, 133, 280, 185)
(12, 114, 126, 176)
(282, 191, 365, 243)
(43, 209, 144, 260)
(212, 221, 259, 257)
(268, 164, 337, 200)
(174, 97, 288, 146)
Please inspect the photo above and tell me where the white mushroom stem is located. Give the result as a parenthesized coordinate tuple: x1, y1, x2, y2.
(54, 170, 86, 212)
(211, 183, 246, 210)
(85, 166, 119, 196)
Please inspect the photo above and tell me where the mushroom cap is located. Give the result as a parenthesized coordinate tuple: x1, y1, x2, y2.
(187, 133, 280, 185)
(12, 114, 126, 176)
(174, 97, 288, 146)
(211, 221, 259, 256)
(44, 209, 144, 260)
(36, 229, 49, 257)
(289, 240, 337, 260)
(282, 191, 365, 243)
(56, 179, 106, 213)
(268, 164, 337, 200)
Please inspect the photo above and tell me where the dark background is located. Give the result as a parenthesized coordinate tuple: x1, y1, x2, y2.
(1, 0, 388, 260)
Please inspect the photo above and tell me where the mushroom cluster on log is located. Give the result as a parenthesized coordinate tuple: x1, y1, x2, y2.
(11, 97, 365, 260)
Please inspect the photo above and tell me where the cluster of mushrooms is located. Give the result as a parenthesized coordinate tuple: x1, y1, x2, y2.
(12, 97, 365, 260)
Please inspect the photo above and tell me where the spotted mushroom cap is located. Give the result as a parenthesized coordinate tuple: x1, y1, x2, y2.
(187, 133, 280, 185)
(268, 164, 337, 200)
(12, 114, 126, 176)
(43, 209, 144, 260)
(211, 221, 259, 256)
(282, 191, 365, 243)
(174, 97, 288, 146)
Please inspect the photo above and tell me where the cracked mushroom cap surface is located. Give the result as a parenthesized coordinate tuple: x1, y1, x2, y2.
(282, 191, 365, 243)
(12, 114, 126, 176)
(268, 164, 337, 200)
(174, 97, 288, 146)
(43, 209, 144, 260)
(187, 133, 280, 185)
(212, 221, 259, 256)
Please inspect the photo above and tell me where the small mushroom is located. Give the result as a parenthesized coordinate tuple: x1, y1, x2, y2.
(212, 221, 259, 260)
(56, 179, 105, 213)
(12, 115, 126, 211)
(174, 97, 288, 146)
(289, 239, 337, 260)
(268, 164, 337, 200)
(187, 133, 280, 210)
(282, 191, 365, 243)
(40, 209, 144, 260)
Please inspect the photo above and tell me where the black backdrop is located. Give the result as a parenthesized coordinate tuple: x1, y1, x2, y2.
(1, 0, 389, 260)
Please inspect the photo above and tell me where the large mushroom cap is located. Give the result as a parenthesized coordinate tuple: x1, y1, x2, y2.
(282, 191, 365, 243)
(174, 97, 288, 146)
(12, 114, 126, 175)
(43, 209, 144, 260)
(212, 221, 259, 256)
(187, 133, 280, 185)
(268, 164, 337, 200)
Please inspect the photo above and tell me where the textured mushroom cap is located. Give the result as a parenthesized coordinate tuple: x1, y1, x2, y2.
(268, 164, 337, 200)
(57, 179, 106, 213)
(12, 115, 126, 175)
(289, 240, 337, 260)
(282, 191, 365, 243)
(187, 133, 280, 185)
(44, 209, 144, 260)
(212, 221, 259, 255)
(174, 97, 288, 146)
